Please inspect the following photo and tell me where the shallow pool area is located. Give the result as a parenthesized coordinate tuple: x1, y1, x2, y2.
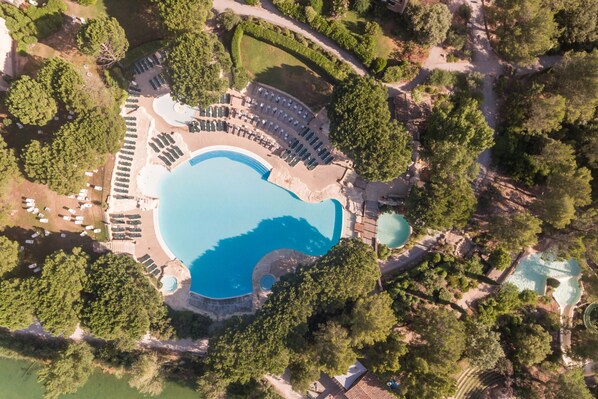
(153, 94, 197, 127)
(161, 275, 178, 293)
(506, 252, 582, 308)
(260, 274, 276, 291)
(376, 213, 411, 248)
(157, 149, 343, 299)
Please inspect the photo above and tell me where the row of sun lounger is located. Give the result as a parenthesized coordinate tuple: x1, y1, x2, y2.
(114, 106, 139, 196)
(199, 105, 229, 118)
(133, 51, 163, 75)
(149, 74, 167, 90)
(229, 124, 277, 152)
(110, 214, 143, 240)
(255, 86, 312, 121)
(220, 93, 231, 104)
(189, 119, 228, 133)
(137, 254, 161, 277)
(151, 133, 184, 167)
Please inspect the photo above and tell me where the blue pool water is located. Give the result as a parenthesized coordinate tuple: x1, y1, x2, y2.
(376, 213, 411, 248)
(158, 150, 343, 298)
(506, 252, 582, 308)
(260, 274, 276, 291)
(161, 275, 178, 293)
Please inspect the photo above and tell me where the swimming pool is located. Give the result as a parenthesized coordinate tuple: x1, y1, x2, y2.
(506, 252, 582, 308)
(260, 274, 276, 291)
(161, 275, 178, 293)
(376, 213, 411, 248)
(157, 149, 343, 298)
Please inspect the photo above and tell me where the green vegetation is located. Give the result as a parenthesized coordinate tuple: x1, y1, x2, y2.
(488, 0, 559, 65)
(404, 0, 452, 46)
(381, 62, 419, 83)
(407, 96, 493, 231)
(0, 236, 20, 277)
(555, 0, 598, 50)
(38, 342, 94, 399)
(202, 239, 394, 395)
(0, 0, 66, 52)
(488, 211, 542, 251)
(464, 321, 505, 370)
(128, 353, 164, 397)
(165, 32, 231, 107)
(35, 248, 89, 336)
(151, 0, 212, 35)
(240, 35, 332, 110)
(76, 16, 129, 68)
(5, 76, 57, 126)
(327, 76, 412, 181)
(270, 0, 376, 65)
(240, 21, 353, 82)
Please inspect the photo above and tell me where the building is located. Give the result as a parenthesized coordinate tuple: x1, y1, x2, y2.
(312, 362, 397, 399)
(380, 0, 409, 13)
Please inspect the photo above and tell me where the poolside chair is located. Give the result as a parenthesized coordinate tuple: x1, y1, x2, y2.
(301, 151, 311, 161)
(158, 135, 169, 147)
(309, 137, 319, 146)
(164, 152, 176, 162)
(325, 156, 334, 164)
(147, 264, 157, 273)
(158, 155, 171, 166)
(294, 144, 304, 154)
(297, 148, 308, 158)
(152, 54, 161, 65)
(153, 138, 165, 149)
(299, 128, 309, 137)
(307, 162, 318, 171)
(305, 131, 314, 141)
(163, 134, 175, 145)
(168, 148, 179, 159)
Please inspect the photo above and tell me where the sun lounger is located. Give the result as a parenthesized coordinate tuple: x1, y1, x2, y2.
(325, 155, 334, 164)
(153, 138, 164, 149)
(158, 155, 171, 166)
(172, 146, 184, 156)
(158, 135, 169, 147)
(163, 134, 175, 145)
(151, 268, 160, 277)
(168, 148, 179, 159)
(164, 152, 175, 162)
(149, 142, 160, 153)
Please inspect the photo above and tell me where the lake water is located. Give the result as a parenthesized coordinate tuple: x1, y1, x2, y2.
(0, 357, 198, 399)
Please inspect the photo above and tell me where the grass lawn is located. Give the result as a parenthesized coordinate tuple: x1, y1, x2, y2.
(240, 36, 333, 111)
(340, 11, 397, 60)
(68, 0, 163, 47)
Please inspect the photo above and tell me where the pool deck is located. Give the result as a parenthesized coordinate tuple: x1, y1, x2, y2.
(105, 73, 364, 317)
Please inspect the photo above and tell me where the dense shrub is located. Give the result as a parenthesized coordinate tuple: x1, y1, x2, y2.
(428, 69, 457, 87)
(371, 57, 387, 74)
(241, 22, 353, 81)
(245, 0, 260, 5)
(270, 0, 375, 65)
(381, 61, 420, 83)
(75, 0, 97, 4)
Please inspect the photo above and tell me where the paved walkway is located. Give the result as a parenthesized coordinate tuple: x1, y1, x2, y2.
(212, 0, 367, 76)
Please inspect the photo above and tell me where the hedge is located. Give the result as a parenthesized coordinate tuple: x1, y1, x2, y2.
(271, 0, 375, 66)
(240, 22, 353, 82)
(230, 26, 250, 89)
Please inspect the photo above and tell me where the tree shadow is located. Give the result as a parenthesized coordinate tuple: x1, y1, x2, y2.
(188, 216, 341, 297)
(253, 64, 333, 111)
(103, 0, 163, 47)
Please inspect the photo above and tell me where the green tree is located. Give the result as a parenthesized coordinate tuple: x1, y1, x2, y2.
(0, 236, 20, 276)
(331, 0, 349, 17)
(327, 76, 412, 181)
(82, 253, 172, 343)
(534, 190, 576, 229)
(38, 342, 95, 399)
(37, 58, 92, 114)
(551, 50, 598, 124)
(196, 371, 228, 399)
(465, 321, 505, 369)
(513, 324, 552, 366)
(406, 176, 477, 231)
(0, 279, 35, 330)
(5, 76, 57, 126)
(166, 32, 231, 107)
(76, 16, 129, 68)
(552, 368, 593, 399)
(489, 0, 558, 65)
(488, 211, 542, 251)
(288, 353, 320, 393)
(128, 353, 164, 397)
(400, 357, 457, 399)
(556, 0, 598, 49)
(350, 292, 397, 348)
(218, 8, 241, 31)
(152, 0, 212, 34)
(488, 247, 511, 270)
(352, 0, 370, 14)
(35, 248, 88, 336)
(405, 1, 452, 46)
(522, 94, 566, 135)
(313, 321, 356, 375)
(362, 331, 408, 374)
(572, 329, 598, 361)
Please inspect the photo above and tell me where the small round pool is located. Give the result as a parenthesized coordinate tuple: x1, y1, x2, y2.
(161, 275, 178, 293)
(260, 274, 276, 291)
(376, 213, 411, 248)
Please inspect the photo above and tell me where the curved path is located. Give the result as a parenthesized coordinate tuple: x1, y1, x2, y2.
(213, 0, 368, 76)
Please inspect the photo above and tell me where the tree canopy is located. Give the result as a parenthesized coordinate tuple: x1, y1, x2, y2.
(512, 324, 552, 366)
(313, 321, 356, 375)
(82, 253, 171, 343)
(76, 16, 129, 68)
(5, 76, 57, 126)
(489, 0, 558, 65)
(327, 76, 412, 181)
(152, 0, 212, 35)
(128, 353, 165, 397)
(405, 1, 452, 46)
(0, 278, 35, 330)
(38, 342, 94, 399)
(555, 0, 598, 50)
(488, 211, 542, 251)
(464, 321, 505, 370)
(165, 32, 231, 107)
(350, 292, 397, 348)
(553, 368, 594, 399)
(0, 236, 20, 276)
(34, 248, 88, 336)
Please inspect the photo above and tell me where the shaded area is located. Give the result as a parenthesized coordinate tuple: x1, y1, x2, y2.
(240, 35, 332, 111)
(189, 216, 339, 298)
(101, 0, 163, 47)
